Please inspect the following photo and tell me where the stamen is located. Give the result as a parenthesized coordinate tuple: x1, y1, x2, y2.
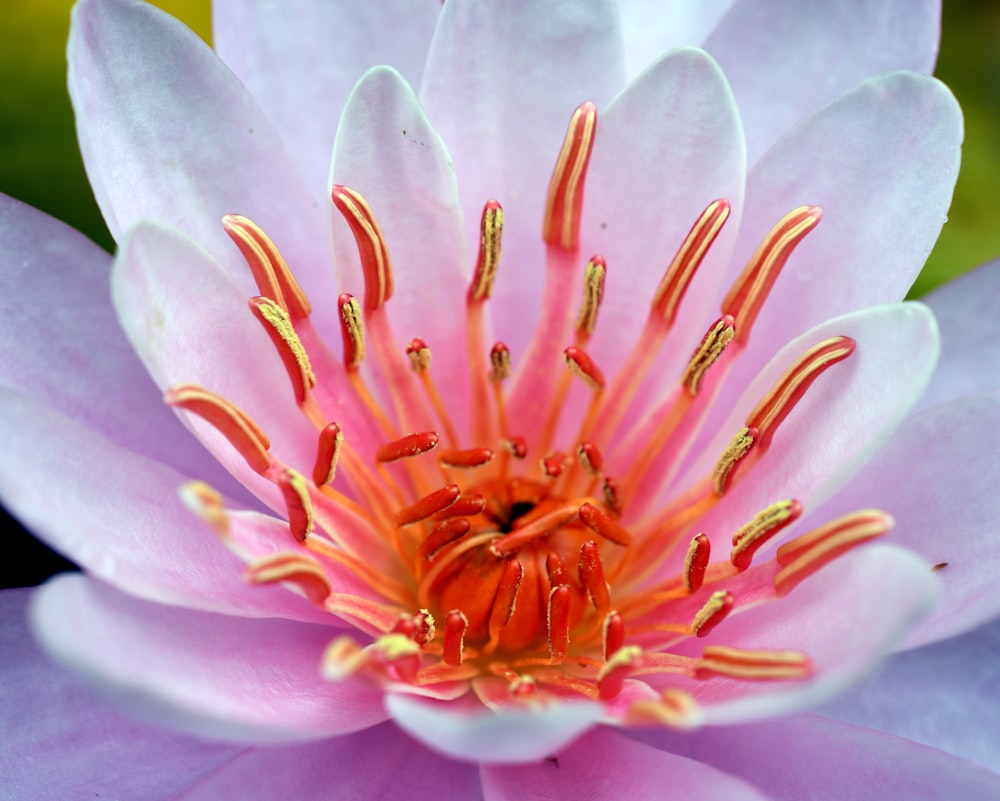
(443, 610, 468, 666)
(681, 315, 736, 396)
(249, 296, 316, 404)
(406, 338, 460, 447)
(578, 442, 603, 476)
(547, 585, 571, 660)
(276, 468, 315, 542)
(439, 448, 494, 469)
(312, 422, 343, 487)
(712, 426, 758, 495)
(546, 552, 570, 588)
(432, 493, 486, 521)
(603, 477, 623, 518)
(338, 294, 367, 370)
(487, 560, 524, 647)
(491, 503, 580, 556)
(330, 185, 393, 311)
(722, 206, 822, 343)
(682, 534, 711, 594)
(245, 552, 331, 604)
(542, 100, 597, 251)
(565, 346, 606, 391)
(406, 337, 432, 372)
(579, 541, 611, 613)
(652, 199, 730, 326)
(598, 645, 644, 700)
(222, 214, 311, 319)
(164, 384, 270, 474)
(603, 611, 625, 660)
(505, 437, 529, 460)
(575, 255, 607, 341)
(469, 200, 504, 301)
(396, 483, 461, 526)
(627, 688, 698, 728)
(730, 499, 803, 570)
(695, 646, 813, 680)
(542, 453, 567, 478)
(578, 503, 632, 546)
(180, 481, 230, 536)
(690, 590, 734, 637)
(490, 342, 512, 382)
(375, 432, 439, 462)
(418, 518, 472, 561)
(774, 509, 893, 596)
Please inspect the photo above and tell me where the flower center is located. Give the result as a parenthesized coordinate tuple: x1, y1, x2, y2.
(170, 101, 894, 723)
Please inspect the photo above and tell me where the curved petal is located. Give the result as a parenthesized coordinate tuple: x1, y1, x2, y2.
(0, 388, 328, 623)
(68, 0, 338, 337)
(616, 0, 737, 79)
(806, 391, 1000, 648)
(177, 723, 479, 800)
(0, 195, 247, 499)
(330, 66, 471, 433)
(632, 713, 1000, 801)
(213, 0, 441, 202)
(916, 258, 1000, 411)
(704, 72, 961, 435)
(386, 691, 605, 764)
(0, 588, 243, 801)
(419, 0, 625, 361)
(820, 617, 1000, 775)
(482, 725, 770, 801)
(31, 575, 387, 742)
(704, 0, 941, 163)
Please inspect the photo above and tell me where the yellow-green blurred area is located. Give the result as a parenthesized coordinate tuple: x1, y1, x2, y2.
(1, 1, 998, 296)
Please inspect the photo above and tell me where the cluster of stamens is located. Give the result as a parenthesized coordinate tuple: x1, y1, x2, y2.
(171, 100, 893, 724)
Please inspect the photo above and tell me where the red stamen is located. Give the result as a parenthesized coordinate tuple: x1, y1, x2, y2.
(396, 483, 461, 526)
(330, 185, 394, 311)
(546, 552, 570, 587)
(565, 346, 606, 391)
(682, 534, 711, 593)
(439, 448, 494, 468)
(490, 342, 512, 382)
(603, 611, 625, 660)
(579, 541, 611, 613)
(406, 337, 432, 372)
(245, 553, 331, 604)
(695, 646, 813, 680)
(312, 422, 343, 487)
(418, 518, 472, 561)
(338, 294, 366, 371)
(431, 494, 486, 521)
(730, 499, 802, 571)
(491, 504, 580, 556)
(276, 468, 315, 542)
(578, 503, 632, 546)
(691, 591, 734, 637)
(505, 437, 529, 460)
(542, 101, 598, 251)
(578, 441, 603, 476)
(575, 255, 607, 341)
(542, 453, 566, 478)
(469, 200, 504, 301)
(442, 610, 468, 666)
(488, 560, 524, 643)
(249, 296, 316, 404)
(376, 431, 439, 462)
(547, 585, 571, 660)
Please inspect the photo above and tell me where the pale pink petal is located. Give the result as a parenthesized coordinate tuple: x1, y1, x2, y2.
(419, 0, 625, 361)
(806, 391, 1000, 649)
(704, 0, 941, 163)
(0, 589, 243, 801)
(703, 72, 960, 435)
(687, 544, 940, 724)
(386, 691, 605, 763)
(31, 575, 387, 742)
(616, 0, 737, 78)
(214, 0, 441, 202)
(68, 0, 339, 337)
(330, 66, 471, 434)
(482, 725, 770, 800)
(178, 723, 479, 801)
(917, 257, 1000, 411)
(820, 617, 1000, 774)
(632, 713, 1000, 801)
(0, 388, 328, 623)
(0, 194, 248, 500)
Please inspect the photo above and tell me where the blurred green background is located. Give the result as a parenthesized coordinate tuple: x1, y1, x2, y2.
(2, 1, 998, 294)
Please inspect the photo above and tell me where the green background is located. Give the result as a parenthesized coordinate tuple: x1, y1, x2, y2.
(1, 1, 999, 294)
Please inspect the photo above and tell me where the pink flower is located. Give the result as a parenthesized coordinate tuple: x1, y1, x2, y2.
(2, 0, 999, 797)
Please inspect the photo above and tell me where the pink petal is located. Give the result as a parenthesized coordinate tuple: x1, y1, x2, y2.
(177, 723, 480, 800)
(330, 66, 471, 432)
(0, 588, 243, 801)
(806, 391, 1000, 648)
(31, 575, 387, 742)
(917, 257, 1000, 411)
(386, 691, 605, 764)
(687, 544, 940, 724)
(704, 72, 961, 435)
(68, 0, 339, 337)
(0, 388, 328, 623)
(616, 0, 737, 78)
(213, 0, 441, 203)
(704, 0, 941, 163)
(820, 617, 1000, 774)
(482, 725, 770, 800)
(632, 712, 1000, 801)
(419, 0, 625, 362)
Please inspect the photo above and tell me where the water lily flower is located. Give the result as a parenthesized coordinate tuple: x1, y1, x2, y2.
(2, 0, 999, 798)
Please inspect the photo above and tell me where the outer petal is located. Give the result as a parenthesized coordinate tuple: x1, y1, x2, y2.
(0, 388, 328, 623)
(807, 391, 1000, 648)
(68, 0, 338, 337)
(214, 0, 441, 201)
(0, 589, 243, 801)
(482, 726, 770, 801)
(31, 575, 388, 742)
(916, 258, 1000, 411)
(178, 723, 480, 801)
(820, 617, 1000, 774)
(705, 72, 960, 435)
(386, 692, 605, 764)
(0, 194, 245, 498)
(704, 0, 941, 163)
(616, 0, 737, 78)
(633, 713, 1000, 801)
(419, 0, 625, 361)
(330, 66, 471, 432)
